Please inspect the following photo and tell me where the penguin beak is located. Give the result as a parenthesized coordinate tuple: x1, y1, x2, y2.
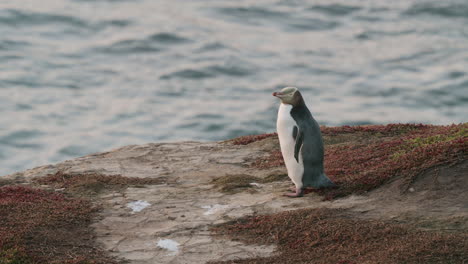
(272, 92, 283, 98)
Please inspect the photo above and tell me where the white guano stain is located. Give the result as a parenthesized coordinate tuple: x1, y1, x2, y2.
(127, 200, 151, 212)
(157, 239, 180, 256)
(201, 204, 230, 215)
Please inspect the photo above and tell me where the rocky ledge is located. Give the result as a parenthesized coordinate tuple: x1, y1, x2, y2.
(1, 124, 467, 264)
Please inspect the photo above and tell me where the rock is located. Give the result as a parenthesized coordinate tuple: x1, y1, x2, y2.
(2, 139, 288, 263)
(2, 133, 467, 264)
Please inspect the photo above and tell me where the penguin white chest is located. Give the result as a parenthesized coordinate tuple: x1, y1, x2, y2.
(276, 103, 304, 188)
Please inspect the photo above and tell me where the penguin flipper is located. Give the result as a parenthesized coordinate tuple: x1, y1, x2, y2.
(293, 127, 303, 163)
(292, 126, 298, 140)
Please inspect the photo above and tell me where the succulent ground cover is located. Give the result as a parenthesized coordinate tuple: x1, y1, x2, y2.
(238, 123, 467, 199)
(210, 208, 468, 264)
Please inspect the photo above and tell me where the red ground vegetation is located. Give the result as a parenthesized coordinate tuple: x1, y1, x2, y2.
(1, 173, 167, 263)
(0, 186, 118, 264)
(211, 208, 468, 264)
(249, 123, 467, 199)
(320, 123, 430, 135)
(322, 123, 467, 199)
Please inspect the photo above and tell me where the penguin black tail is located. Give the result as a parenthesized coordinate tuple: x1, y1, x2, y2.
(303, 169, 338, 189)
(315, 173, 337, 189)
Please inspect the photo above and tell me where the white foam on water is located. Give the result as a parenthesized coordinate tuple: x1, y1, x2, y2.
(126, 200, 151, 212)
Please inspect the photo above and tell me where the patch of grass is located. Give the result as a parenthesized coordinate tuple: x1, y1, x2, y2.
(210, 208, 468, 264)
(249, 124, 467, 200)
(34, 171, 167, 196)
(231, 133, 277, 145)
(212, 174, 262, 193)
(0, 186, 119, 264)
(262, 171, 288, 183)
(212, 172, 289, 193)
(0, 247, 31, 264)
(250, 150, 284, 169)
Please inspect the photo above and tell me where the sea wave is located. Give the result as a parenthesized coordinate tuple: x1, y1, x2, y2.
(0, 0, 467, 175)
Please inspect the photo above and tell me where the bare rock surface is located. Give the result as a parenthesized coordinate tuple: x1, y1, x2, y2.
(4, 138, 467, 263)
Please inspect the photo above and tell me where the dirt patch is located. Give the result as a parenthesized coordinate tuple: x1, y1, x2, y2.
(0, 186, 119, 264)
(34, 171, 167, 196)
(210, 208, 468, 264)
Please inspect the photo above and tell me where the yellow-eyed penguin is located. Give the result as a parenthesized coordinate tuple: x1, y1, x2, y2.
(273, 87, 336, 197)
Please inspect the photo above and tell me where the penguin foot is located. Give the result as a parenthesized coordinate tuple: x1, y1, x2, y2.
(283, 188, 303, 198)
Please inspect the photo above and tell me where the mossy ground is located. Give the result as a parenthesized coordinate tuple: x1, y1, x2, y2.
(210, 208, 468, 264)
(239, 123, 467, 199)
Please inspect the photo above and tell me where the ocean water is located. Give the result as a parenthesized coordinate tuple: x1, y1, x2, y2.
(1, 0, 467, 175)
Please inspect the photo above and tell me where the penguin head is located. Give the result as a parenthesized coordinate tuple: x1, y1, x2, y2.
(272, 87, 303, 106)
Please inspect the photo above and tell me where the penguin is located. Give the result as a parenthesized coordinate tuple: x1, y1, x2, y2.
(273, 87, 335, 197)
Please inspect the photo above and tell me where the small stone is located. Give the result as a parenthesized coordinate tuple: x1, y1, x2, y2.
(409, 187, 415, 192)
